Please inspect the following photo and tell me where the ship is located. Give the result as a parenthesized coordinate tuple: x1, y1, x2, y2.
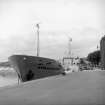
(9, 55, 65, 82)
(8, 24, 65, 82)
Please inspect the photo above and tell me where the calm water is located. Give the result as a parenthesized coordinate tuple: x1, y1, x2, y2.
(0, 76, 18, 87)
(0, 67, 18, 87)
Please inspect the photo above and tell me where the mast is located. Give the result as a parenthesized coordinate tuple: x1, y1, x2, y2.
(36, 23, 40, 57)
(68, 37, 72, 58)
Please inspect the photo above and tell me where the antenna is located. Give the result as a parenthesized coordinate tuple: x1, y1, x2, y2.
(36, 23, 40, 57)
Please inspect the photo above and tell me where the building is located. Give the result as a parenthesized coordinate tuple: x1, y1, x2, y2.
(62, 57, 80, 72)
(100, 35, 105, 69)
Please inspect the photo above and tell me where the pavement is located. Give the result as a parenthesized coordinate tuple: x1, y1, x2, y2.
(0, 71, 105, 105)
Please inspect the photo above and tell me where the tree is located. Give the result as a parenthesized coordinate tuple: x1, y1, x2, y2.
(87, 50, 101, 66)
(79, 58, 85, 64)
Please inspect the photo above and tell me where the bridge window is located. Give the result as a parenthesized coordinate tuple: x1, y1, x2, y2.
(38, 63, 43, 65)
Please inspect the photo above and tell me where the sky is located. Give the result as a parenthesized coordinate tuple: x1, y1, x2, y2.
(0, 0, 105, 61)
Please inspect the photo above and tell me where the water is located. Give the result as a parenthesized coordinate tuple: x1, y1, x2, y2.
(0, 76, 18, 87)
(0, 67, 18, 87)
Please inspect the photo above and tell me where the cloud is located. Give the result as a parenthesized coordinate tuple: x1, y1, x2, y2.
(0, 0, 104, 61)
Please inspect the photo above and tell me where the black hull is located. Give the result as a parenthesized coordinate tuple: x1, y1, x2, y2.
(9, 55, 64, 82)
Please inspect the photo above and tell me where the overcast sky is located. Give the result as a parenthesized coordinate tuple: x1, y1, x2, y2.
(0, 0, 105, 61)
